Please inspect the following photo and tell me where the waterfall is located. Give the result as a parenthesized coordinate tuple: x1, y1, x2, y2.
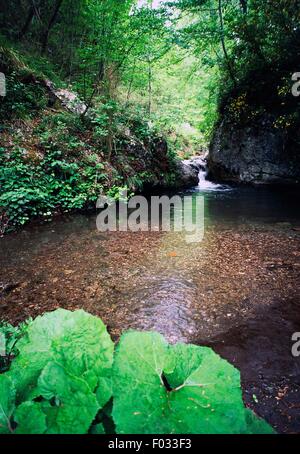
(198, 163, 221, 190)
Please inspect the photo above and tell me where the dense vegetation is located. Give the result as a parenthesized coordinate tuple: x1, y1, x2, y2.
(0, 309, 275, 434)
(1, 0, 299, 230)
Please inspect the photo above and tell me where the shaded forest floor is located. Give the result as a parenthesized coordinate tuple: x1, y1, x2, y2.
(0, 215, 300, 433)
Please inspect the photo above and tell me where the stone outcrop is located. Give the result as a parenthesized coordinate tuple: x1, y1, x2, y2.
(174, 156, 206, 188)
(44, 80, 87, 115)
(208, 115, 300, 185)
(175, 161, 199, 187)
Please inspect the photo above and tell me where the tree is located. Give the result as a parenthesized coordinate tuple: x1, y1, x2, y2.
(41, 0, 64, 54)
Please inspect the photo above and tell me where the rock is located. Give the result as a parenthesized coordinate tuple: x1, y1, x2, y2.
(0, 282, 20, 296)
(173, 155, 208, 188)
(115, 136, 172, 191)
(44, 80, 87, 115)
(175, 160, 199, 188)
(208, 115, 300, 184)
(183, 155, 207, 171)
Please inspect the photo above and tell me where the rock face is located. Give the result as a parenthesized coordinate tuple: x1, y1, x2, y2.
(113, 136, 175, 191)
(208, 116, 300, 184)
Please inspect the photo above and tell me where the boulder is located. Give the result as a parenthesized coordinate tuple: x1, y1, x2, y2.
(44, 80, 87, 115)
(183, 156, 207, 172)
(208, 115, 300, 184)
(174, 158, 201, 188)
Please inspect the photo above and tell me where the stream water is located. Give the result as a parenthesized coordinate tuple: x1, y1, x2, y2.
(0, 172, 300, 432)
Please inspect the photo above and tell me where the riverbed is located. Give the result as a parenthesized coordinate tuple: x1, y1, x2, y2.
(1, 184, 300, 433)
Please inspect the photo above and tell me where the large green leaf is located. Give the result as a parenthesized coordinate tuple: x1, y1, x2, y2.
(96, 371, 113, 409)
(112, 331, 175, 434)
(112, 332, 275, 434)
(14, 402, 47, 434)
(8, 309, 114, 403)
(244, 408, 275, 434)
(0, 310, 274, 435)
(35, 362, 99, 434)
(166, 344, 249, 434)
(0, 375, 15, 434)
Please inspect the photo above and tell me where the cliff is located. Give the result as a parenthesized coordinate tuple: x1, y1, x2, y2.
(208, 114, 300, 184)
(208, 62, 300, 185)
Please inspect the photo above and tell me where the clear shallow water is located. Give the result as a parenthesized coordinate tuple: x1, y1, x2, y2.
(0, 183, 300, 432)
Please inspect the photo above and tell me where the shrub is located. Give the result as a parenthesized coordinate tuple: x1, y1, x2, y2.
(0, 309, 275, 434)
(0, 147, 106, 230)
(0, 320, 31, 373)
(0, 71, 47, 120)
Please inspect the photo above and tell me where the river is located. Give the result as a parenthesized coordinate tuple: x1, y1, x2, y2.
(0, 176, 300, 433)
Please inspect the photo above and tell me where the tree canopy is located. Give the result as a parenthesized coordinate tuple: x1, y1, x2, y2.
(0, 0, 299, 146)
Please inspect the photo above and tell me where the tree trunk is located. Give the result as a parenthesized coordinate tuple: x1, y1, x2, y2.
(81, 60, 105, 118)
(148, 58, 152, 116)
(217, 0, 237, 88)
(19, 0, 43, 39)
(41, 0, 64, 55)
(240, 0, 248, 14)
(19, 6, 35, 39)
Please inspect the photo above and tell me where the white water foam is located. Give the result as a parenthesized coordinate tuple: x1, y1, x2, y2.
(198, 168, 223, 191)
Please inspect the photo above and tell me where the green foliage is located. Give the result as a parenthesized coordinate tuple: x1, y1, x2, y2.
(0, 375, 15, 434)
(7, 309, 114, 404)
(1, 0, 298, 156)
(32, 362, 99, 434)
(0, 309, 275, 435)
(0, 309, 113, 434)
(1, 0, 217, 150)
(14, 401, 47, 434)
(0, 142, 106, 231)
(1, 0, 297, 236)
(0, 100, 178, 232)
(105, 185, 133, 202)
(0, 97, 178, 233)
(0, 41, 48, 119)
(177, 0, 300, 132)
(0, 320, 31, 373)
(91, 100, 156, 147)
(0, 70, 47, 120)
(112, 331, 274, 434)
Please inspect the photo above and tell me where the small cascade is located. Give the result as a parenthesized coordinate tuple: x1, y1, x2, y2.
(180, 155, 227, 191)
(198, 163, 221, 190)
